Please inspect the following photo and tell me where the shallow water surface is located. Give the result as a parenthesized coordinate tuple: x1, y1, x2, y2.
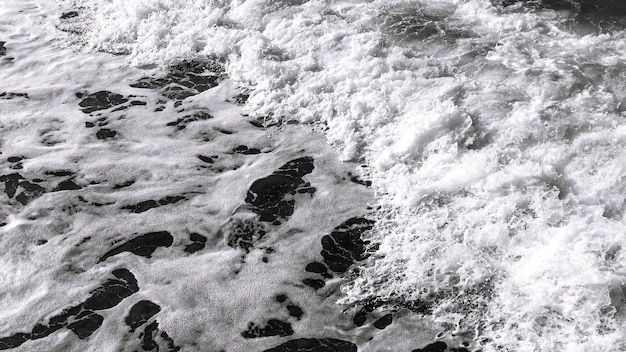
(2, 0, 626, 351)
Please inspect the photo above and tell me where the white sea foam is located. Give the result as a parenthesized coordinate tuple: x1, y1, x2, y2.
(13, 0, 626, 350)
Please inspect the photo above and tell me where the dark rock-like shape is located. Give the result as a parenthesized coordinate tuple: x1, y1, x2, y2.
(245, 157, 315, 223)
(126, 300, 161, 332)
(286, 305, 304, 319)
(263, 338, 357, 352)
(99, 231, 173, 262)
(225, 217, 266, 252)
(184, 233, 207, 254)
(83, 269, 139, 310)
(321, 217, 374, 273)
(412, 341, 448, 352)
(233, 145, 261, 155)
(78, 91, 128, 114)
(96, 128, 117, 140)
(60, 11, 78, 19)
(241, 319, 294, 338)
(66, 312, 104, 339)
(373, 314, 393, 329)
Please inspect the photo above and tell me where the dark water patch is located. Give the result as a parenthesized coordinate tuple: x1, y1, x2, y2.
(321, 217, 375, 273)
(228, 90, 250, 105)
(54, 179, 81, 191)
(497, 0, 576, 11)
(275, 294, 288, 303)
(60, 11, 78, 19)
(352, 310, 367, 327)
(83, 268, 139, 309)
(373, 314, 393, 329)
(7, 156, 23, 170)
(14, 180, 45, 205)
(139, 321, 180, 352)
(412, 341, 448, 352)
(380, 6, 471, 44)
(99, 231, 173, 262)
(130, 60, 223, 107)
(0, 42, 5, 56)
(85, 117, 107, 129)
(67, 312, 104, 339)
(112, 179, 135, 189)
(123, 196, 185, 213)
(0, 92, 29, 99)
(245, 157, 315, 224)
(126, 300, 161, 332)
(302, 278, 325, 290)
(0, 270, 138, 349)
(241, 319, 294, 338)
(262, 338, 357, 352)
(286, 305, 304, 319)
(77, 91, 129, 114)
(95, 128, 117, 140)
(0, 173, 24, 198)
(197, 154, 217, 164)
(233, 145, 261, 155)
(249, 120, 267, 128)
(166, 110, 213, 130)
(305, 262, 332, 278)
(6, 156, 23, 163)
(45, 170, 74, 177)
(224, 217, 267, 252)
(183, 232, 207, 254)
(347, 172, 371, 187)
(498, 0, 626, 31)
(0, 333, 30, 350)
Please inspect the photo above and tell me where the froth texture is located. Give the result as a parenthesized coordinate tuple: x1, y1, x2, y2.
(37, 0, 626, 350)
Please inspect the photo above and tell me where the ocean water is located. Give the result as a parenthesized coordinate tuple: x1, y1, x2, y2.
(2, 0, 626, 351)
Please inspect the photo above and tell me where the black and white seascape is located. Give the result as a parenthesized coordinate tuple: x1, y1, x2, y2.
(2, 1, 626, 351)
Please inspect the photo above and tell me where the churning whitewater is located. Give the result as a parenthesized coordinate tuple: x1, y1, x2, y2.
(2, 0, 626, 351)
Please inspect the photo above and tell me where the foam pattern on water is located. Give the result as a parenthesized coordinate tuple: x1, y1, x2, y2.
(41, 0, 626, 350)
